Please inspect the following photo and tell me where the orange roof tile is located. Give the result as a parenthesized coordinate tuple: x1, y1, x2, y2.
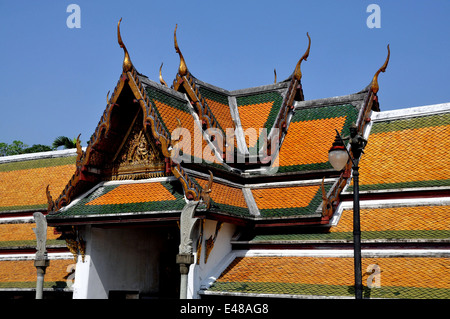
(331, 205, 450, 233)
(0, 161, 76, 211)
(216, 256, 450, 289)
(196, 178, 247, 208)
(0, 223, 60, 242)
(238, 101, 274, 148)
(359, 125, 450, 187)
(86, 182, 177, 205)
(153, 99, 221, 164)
(0, 259, 74, 284)
(152, 99, 194, 137)
(274, 117, 347, 167)
(205, 98, 234, 132)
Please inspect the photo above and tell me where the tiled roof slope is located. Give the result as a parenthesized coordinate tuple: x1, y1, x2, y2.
(235, 90, 284, 151)
(195, 177, 251, 217)
(52, 179, 186, 218)
(273, 101, 359, 174)
(0, 222, 63, 249)
(198, 86, 234, 134)
(249, 204, 450, 242)
(181, 73, 291, 157)
(142, 78, 223, 167)
(0, 151, 75, 293)
(359, 106, 450, 190)
(141, 73, 368, 178)
(207, 256, 450, 299)
(0, 259, 74, 289)
(250, 183, 332, 218)
(0, 151, 77, 213)
(193, 175, 333, 219)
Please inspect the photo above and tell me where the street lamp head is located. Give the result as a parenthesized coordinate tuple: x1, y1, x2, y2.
(328, 132, 349, 171)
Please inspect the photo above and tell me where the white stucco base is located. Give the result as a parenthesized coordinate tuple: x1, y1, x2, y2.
(187, 221, 236, 299)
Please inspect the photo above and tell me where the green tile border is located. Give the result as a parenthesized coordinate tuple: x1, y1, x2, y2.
(208, 281, 450, 299)
(0, 239, 65, 248)
(277, 104, 358, 173)
(257, 183, 331, 218)
(359, 179, 450, 190)
(371, 113, 450, 134)
(0, 156, 76, 172)
(0, 204, 47, 212)
(251, 230, 450, 242)
(199, 87, 229, 106)
(0, 281, 70, 289)
(52, 181, 186, 217)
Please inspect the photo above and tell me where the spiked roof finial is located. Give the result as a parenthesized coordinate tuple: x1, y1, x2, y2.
(174, 24, 188, 76)
(117, 18, 133, 73)
(294, 32, 311, 81)
(159, 63, 168, 87)
(371, 44, 390, 94)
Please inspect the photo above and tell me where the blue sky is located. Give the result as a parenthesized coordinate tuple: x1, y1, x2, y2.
(0, 0, 449, 147)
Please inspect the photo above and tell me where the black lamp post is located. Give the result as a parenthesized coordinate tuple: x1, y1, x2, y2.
(328, 124, 367, 299)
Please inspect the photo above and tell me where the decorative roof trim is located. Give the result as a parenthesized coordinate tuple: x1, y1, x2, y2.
(372, 102, 450, 122)
(159, 63, 168, 87)
(321, 87, 373, 219)
(174, 24, 188, 76)
(117, 18, 133, 73)
(0, 148, 81, 164)
(293, 32, 311, 81)
(50, 32, 204, 212)
(125, 69, 203, 201)
(293, 90, 368, 110)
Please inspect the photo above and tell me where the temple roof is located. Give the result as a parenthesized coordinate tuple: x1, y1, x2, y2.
(0, 259, 73, 290)
(51, 178, 186, 222)
(358, 105, 450, 191)
(0, 150, 77, 214)
(43, 22, 386, 228)
(204, 103, 450, 299)
(205, 255, 450, 299)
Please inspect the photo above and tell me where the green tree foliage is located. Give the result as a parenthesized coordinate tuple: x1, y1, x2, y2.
(1, 136, 79, 157)
(0, 140, 29, 156)
(52, 136, 77, 149)
(1, 141, 53, 156)
(22, 144, 53, 153)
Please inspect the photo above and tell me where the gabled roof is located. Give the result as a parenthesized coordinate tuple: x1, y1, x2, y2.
(51, 178, 186, 223)
(272, 91, 365, 174)
(210, 104, 450, 300)
(46, 21, 389, 229)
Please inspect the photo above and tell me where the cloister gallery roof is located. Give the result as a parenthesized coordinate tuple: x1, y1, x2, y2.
(0, 20, 448, 297)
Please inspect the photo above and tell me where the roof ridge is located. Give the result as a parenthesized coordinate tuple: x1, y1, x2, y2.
(137, 74, 188, 101)
(372, 102, 450, 122)
(293, 91, 368, 110)
(0, 148, 82, 164)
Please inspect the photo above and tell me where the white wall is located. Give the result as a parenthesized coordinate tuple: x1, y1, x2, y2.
(72, 225, 175, 299)
(189, 221, 236, 299)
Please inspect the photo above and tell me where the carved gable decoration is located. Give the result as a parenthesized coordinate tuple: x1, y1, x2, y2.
(105, 112, 167, 180)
